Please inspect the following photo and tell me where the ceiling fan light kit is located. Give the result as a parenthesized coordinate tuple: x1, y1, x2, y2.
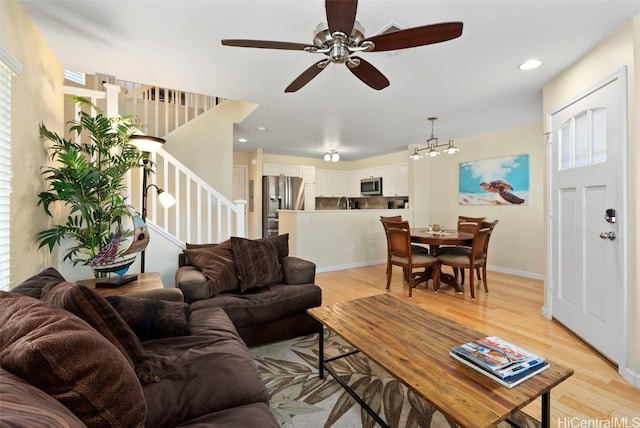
(411, 117, 459, 160)
(221, 0, 463, 92)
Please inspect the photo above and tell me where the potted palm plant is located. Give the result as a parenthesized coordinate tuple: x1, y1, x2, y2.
(37, 96, 149, 276)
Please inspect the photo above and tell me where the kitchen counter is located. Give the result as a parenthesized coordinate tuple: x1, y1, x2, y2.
(278, 209, 415, 272)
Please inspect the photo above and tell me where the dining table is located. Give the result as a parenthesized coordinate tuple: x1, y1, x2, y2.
(410, 228, 474, 292)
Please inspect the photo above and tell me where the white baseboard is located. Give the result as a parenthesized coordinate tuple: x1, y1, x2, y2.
(316, 259, 385, 273)
(317, 262, 543, 281)
(621, 366, 640, 389)
(485, 264, 544, 280)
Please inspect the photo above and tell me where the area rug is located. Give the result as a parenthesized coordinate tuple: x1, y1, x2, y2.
(250, 332, 541, 428)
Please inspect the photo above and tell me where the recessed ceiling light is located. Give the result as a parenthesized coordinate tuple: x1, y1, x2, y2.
(238, 138, 247, 143)
(257, 126, 268, 132)
(518, 59, 542, 71)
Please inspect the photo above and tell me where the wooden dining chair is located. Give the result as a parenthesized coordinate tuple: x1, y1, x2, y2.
(380, 216, 429, 255)
(458, 220, 499, 287)
(384, 220, 440, 298)
(380, 216, 430, 282)
(441, 220, 499, 287)
(436, 222, 490, 299)
(438, 216, 485, 278)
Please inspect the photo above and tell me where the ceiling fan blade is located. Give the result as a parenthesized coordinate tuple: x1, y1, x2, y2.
(325, 0, 358, 34)
(347, 57, 390, 90)
(366, 22, 463, 52)
(285, 60, 328, 93)
(221, 39, 310, 51)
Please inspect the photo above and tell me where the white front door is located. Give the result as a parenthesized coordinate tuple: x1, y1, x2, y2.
(547, 68, 626, 364)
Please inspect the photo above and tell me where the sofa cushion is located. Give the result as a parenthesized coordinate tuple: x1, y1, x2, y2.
(41, 281, 157, 384)
(0, 367, 86, 427)
(141, 308, 269, 428)
(0, 292, 146, 427)
(10, 267, 66, 299)
(189, 283, 322, 328)
(230, 236, 283, 292)
(107, 295, 191, 341)
(184, 240, 239, 296)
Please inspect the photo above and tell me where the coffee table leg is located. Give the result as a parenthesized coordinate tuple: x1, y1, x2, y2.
(318, 325, 324, 379)
(541, 392, 550, 428)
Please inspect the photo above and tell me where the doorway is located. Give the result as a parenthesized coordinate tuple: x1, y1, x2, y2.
(546, 68, 627, 367)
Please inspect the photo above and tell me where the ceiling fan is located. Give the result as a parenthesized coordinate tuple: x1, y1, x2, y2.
(221, 0, 463, 92)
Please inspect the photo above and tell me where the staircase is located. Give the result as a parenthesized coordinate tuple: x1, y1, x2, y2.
(63, 82, 246, 251)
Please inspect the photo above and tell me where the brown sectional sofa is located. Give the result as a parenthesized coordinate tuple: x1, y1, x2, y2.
(176, 234, 323, 346)
(1, 267, 283, 427)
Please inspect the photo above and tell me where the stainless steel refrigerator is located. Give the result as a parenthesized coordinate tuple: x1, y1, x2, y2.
(263, 176, 304, 237)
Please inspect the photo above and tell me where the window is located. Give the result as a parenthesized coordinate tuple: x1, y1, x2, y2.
(0, 46, 21, 290)
(558, 108, 607, 171)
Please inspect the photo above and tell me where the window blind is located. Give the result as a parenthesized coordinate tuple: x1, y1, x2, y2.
(0, 47, 21, 290)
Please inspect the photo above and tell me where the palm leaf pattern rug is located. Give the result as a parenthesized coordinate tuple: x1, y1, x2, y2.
(250, 331, 541, 428)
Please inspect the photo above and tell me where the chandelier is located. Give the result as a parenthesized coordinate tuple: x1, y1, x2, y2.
(410, 117, 459, 160)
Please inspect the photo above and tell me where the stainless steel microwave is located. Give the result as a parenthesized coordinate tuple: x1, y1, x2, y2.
(361, 177, 383, 196)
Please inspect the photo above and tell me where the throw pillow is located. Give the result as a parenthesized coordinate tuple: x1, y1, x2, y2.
(0, 367, 86, 427)
(10, 267, 66, 299)
(40, 281, 158, 384)
(230, 236, 283, 292)
(0, 292, 146, 427)
(184, 240, 239, 296)
(107, 295, 191, 341)
(260, 233, 289, 261)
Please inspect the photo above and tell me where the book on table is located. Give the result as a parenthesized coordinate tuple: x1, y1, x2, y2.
(450, 336, 550, 388)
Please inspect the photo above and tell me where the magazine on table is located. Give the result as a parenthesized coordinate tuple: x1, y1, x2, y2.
(450, 351, 550, 388)
(450, 336, 547, 380)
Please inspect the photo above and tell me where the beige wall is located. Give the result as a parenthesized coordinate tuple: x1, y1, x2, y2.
(2, 0, 64, 287)
(543, 17, 639, 381)
(239, 129, 545, 279)
(412, 123, 545, 278)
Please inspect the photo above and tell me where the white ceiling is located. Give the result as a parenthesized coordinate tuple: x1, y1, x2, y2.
(20, 0, 640, 161)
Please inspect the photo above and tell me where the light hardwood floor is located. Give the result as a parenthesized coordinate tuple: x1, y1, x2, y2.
(314, 264, 640, 426)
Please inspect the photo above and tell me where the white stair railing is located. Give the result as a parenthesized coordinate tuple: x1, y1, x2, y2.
(63, 83, 245, 247)
(119, 80, 222, 137)
(126, 148, 245, 244)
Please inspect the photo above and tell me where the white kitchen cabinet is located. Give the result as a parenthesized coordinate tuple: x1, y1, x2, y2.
(299, 165, 316, 183)
(263, 163, 299, 177)
(395, 162, 409, 196)
(348, 170, 361, 197)
(382, 162, 409, 196)
(333, 170, 348, 197)
(316, 168, 348, 197)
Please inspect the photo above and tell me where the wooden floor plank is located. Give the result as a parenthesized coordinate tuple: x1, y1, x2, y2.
(314, 264, 640, 425)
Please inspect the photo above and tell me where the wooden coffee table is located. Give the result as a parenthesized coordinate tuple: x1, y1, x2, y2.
(308, 294, 573, 428)
(78, 272, 164, 297)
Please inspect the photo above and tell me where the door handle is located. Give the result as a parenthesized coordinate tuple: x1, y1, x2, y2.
(599, 231, 616, 240)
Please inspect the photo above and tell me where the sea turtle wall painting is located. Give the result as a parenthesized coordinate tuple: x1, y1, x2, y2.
(479, 180, 525, 204)
(458, 155, 529, 205)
